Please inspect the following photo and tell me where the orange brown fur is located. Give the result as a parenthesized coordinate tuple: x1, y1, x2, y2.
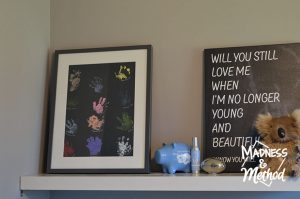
(255, 110, 300, 175)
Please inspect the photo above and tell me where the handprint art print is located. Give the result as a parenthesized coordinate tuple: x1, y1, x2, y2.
(47, 45, 151, 173)
(64, 62, 135, 157)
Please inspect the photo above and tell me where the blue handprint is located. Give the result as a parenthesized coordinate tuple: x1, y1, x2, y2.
(65, 119, 78, 136)
(86, 136, 102, 156)
(89, 77, 103, 93)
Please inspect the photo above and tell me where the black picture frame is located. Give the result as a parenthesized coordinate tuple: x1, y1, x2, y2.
(46, 45, 152, 174)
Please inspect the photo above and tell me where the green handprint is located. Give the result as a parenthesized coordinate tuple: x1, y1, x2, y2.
(67, 98, 79, 109)
(116, 112, 133, 132)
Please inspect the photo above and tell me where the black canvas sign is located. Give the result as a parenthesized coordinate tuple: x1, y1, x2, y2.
(204, 43, 300, 172)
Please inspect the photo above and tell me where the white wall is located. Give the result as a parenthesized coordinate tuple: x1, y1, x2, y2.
(51, 0, 300, 158)
(1, 0, 300, 198)
(0, 0, 50, 198)
(50, 0, 300, 198)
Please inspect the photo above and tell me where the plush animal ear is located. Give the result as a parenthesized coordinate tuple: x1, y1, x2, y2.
(291, 109, 300, 127)
(255, 113, 272, 138)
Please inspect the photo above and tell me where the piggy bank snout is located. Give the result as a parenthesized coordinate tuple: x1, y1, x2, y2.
(155, 150, 167, 164)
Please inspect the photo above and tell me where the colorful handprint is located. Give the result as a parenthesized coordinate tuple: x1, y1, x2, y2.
(115, 65, 131, 81)
(67, 98, 79, 109)
(93, 97, 106, 114)
(86, 136, 102, 156)
(64, 141, 75, 157)
(119, 89, 132, 108)
(89, 76, 103, 93)
(87, 115, 104, 132)
(65, 119, 78, 136)
(116, 112, 133, 132)
(117, 136, 132, 156)
(69, 69, 81, 92)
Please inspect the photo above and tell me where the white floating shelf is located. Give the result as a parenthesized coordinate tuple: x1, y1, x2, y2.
(20, 173, 300, 192)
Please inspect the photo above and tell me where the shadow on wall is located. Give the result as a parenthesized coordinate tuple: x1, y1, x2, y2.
(49, 191, 300, 199)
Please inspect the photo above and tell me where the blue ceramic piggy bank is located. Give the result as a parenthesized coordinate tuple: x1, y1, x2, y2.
(155, 142, 191, 174)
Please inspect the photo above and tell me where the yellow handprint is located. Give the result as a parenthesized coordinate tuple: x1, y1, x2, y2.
(115, 66, 131, 81)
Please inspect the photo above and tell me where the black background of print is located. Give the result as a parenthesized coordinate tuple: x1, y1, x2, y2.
(204, 43, 300, 172)
(64, 62, 135, 157)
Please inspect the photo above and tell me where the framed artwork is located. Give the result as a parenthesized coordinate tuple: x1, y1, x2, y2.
(46, 45, 152, 173)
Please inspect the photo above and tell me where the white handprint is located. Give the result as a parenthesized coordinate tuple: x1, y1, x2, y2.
(69, 69, 81, 92)
(117, 136, 132, 156)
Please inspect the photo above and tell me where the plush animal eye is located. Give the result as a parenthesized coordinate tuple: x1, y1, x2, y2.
(269, 125, 273, 128)
(292, 123, 297, 128)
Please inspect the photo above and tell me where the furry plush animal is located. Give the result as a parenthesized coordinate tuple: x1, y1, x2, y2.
(255, 109, 300, 176)
(291, 142, 300, 176)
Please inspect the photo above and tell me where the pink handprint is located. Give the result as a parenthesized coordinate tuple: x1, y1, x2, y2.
(93, 97, 106, 114)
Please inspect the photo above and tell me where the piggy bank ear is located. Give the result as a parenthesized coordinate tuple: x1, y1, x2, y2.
(291, 109, 300, 128)
(255, 113, 272, 139)
(171, 143, 177, 148)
